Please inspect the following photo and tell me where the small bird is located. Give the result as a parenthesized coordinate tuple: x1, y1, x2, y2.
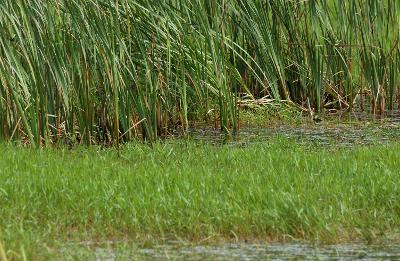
(307, 99, 322, 123)
(312, 114, 322, 123)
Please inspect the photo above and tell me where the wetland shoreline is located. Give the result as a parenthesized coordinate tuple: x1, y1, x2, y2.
(1, 135, 400, 259)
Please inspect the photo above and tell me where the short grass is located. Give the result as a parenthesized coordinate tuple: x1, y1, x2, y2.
(1, 138, 400, 259)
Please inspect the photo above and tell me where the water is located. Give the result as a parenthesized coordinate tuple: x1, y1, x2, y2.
(92, 242, 400, 260)
(186, 119, 400, 147)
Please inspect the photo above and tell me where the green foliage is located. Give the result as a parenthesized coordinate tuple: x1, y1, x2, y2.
(239, 103, 301, 126)
(0, 0, 399, 145)
(1, 140, 400, 258)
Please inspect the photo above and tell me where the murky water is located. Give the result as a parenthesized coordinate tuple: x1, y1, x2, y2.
(92, 242, 400, 260)
(186, 117, 400, 147)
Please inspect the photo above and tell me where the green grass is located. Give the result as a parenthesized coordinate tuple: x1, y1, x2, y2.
(239, 104, 302, 126)
(1, 139, 400, 259)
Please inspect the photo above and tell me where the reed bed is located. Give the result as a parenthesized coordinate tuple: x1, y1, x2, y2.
(0, 0, 399, 145)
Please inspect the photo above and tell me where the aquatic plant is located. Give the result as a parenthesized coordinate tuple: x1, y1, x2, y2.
(1, 140, 400, 258)
(0, 0, 399, 145)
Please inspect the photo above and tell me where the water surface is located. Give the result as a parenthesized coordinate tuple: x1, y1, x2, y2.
(92, 241, 400, 260)
(187, 118, 400, 147)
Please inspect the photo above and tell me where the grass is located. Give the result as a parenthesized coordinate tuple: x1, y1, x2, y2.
(239, 104, 302, 127)
(0, 0, 399, 144)
(1, 138, 400, 259)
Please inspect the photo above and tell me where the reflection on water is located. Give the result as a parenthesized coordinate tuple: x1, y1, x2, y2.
(93, 242, 400, 260)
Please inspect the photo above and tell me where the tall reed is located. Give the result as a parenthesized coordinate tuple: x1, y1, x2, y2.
(0, 0, 399, 145)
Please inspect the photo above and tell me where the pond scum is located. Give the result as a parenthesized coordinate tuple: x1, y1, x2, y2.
(0, 0, 399, 146)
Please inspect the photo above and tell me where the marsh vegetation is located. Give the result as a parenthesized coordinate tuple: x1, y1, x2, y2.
(1, 138, 400, 259)
(0, 0, 399, 145)
(1, 1, 400, 259)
